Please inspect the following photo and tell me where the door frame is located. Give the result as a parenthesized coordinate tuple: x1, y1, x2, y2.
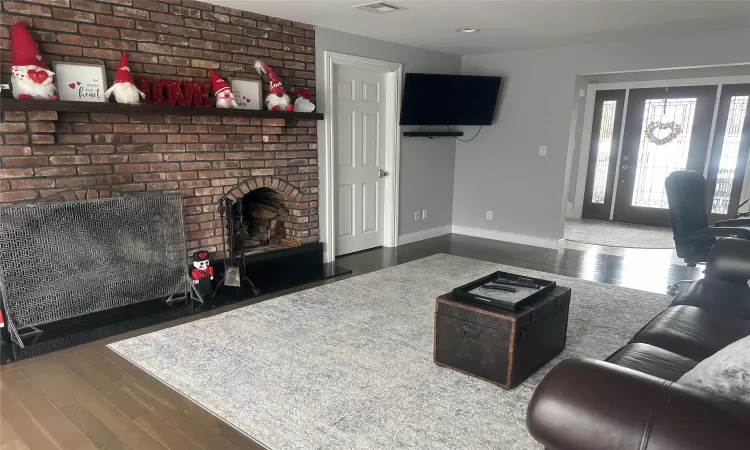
(570, 75, 750, 220)
(323, 51, 403, 263)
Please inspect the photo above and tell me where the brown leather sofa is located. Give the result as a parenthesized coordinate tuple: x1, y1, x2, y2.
(526, 238, 750, 449)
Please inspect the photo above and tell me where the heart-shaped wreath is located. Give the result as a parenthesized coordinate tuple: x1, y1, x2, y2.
(646, 121, 682, 146)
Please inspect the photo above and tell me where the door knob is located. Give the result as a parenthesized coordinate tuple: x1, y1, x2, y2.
(621, 165, 629, 170)
(378, 169, 389, 178)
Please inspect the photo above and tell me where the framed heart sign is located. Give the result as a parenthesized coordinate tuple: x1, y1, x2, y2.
(53, 62, 107, 103)
(230, 78, 262, 110)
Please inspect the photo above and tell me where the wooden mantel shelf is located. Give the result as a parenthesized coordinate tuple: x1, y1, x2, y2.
(0, 98, 324, 121)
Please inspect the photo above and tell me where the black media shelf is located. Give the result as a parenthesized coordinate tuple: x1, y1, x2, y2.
(403, 131, 464, 138)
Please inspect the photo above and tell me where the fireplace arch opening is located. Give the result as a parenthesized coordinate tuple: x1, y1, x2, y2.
(220, 177, 308, 261)
(237, 187, 288, 249)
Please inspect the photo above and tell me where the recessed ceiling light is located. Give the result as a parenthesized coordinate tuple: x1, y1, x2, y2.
(353, 1, 407, 14)
(456, 28, 480, 33)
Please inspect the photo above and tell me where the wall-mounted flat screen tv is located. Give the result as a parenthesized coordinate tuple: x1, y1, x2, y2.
(399, 73, 502, 126)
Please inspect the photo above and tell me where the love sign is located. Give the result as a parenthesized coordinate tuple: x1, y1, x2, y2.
(53, 62, 107, 103)
(136, 78, 212, 107)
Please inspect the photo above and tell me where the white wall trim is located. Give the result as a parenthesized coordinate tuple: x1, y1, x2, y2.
(571, 83, 597, 219)
(581, 75, 750, 91)
(322, 51, 403, 263)
(565, 201, 575, 217)
(608, 88, 630, 220)
(451, 225, 562, 250)
(398, 226, 452, 245)
(703, 84, 723, 177)
(571, 74, 750, 219)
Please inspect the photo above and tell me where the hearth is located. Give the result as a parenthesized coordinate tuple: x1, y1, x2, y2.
(0, 194, 200, 348)
(0, 241, 351, 364)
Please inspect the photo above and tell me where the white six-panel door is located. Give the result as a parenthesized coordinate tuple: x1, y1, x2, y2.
(333, 65, 387, 256)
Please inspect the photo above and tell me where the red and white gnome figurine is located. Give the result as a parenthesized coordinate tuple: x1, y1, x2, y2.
(104, 54, 145, 105)
(209, 70, 237, 108)
(291, 88, 315, 113)
(9, 22, 58, 101)
(254, 60, 293, 111)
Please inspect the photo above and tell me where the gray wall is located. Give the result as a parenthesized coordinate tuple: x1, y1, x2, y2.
(454, 27, 750, 241)
(315, 27, 461, 252)
(567, 64, 750, 206)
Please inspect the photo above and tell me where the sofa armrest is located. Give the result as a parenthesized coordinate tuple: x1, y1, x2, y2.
(714, 218, 750, 227)
(705, 237, 750, 284)
(526, 358, 750, 450)
(681, 228, 750, 246)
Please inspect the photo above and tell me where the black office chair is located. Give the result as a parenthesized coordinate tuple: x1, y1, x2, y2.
(665, 170, 750, 267)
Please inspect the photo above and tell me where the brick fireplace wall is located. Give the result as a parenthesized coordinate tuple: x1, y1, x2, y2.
(0, 0, 319, 254)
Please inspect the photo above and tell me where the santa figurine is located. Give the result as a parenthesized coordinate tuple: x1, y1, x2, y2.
(190, 250, 214, 296)
(209, 69, 237, 108)
(104, 53, 145, 105)
(9, 22, 58, 101)
(254, 60, 293, 111)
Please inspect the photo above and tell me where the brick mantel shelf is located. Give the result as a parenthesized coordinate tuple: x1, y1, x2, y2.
(1, 98, 324, 121)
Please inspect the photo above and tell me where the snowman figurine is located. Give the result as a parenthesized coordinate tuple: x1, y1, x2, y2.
(190, 250, 214, 296)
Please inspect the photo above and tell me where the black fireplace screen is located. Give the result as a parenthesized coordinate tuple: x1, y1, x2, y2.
(0, 194, 192, 336)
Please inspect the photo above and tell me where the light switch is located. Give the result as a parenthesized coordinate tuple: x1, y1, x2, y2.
(539, 146, 547, 156)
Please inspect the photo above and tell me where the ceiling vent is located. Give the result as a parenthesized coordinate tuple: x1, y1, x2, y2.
(353, 1, 407, 14)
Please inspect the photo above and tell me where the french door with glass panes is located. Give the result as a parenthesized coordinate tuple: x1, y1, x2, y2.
(582, 84, 750, 227)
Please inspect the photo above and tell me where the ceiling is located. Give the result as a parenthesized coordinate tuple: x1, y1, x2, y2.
(215, 1, 750, 55)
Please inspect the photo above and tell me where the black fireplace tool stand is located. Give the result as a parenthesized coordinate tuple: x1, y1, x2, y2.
(214, 197, 260, 297)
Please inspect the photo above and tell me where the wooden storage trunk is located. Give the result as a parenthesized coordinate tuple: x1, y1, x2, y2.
(434, 286, 570, 388)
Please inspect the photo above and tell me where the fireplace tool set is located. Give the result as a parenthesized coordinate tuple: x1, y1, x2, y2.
(215, 197, 260, 296)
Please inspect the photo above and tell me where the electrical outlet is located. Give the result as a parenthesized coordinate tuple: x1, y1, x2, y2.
(538, 145, 547, 156)
(422, 209, 428, 220)
(486, 210, 493, 220)
(415, 211, 421, 221)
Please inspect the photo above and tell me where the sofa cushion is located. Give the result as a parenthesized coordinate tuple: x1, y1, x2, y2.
(607, 343, 698, 381)
(671, 278, 750, 321)
(678, 335, 750, 406)
(632, 305, 750, 361)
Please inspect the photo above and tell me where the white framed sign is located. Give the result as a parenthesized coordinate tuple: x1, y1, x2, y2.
(53, 62, 107, 102)
(230, 78, 262, 110)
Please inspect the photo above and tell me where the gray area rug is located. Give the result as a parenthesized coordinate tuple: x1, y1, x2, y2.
(109, 254, 671, 450)
(565, 219, 675, 248)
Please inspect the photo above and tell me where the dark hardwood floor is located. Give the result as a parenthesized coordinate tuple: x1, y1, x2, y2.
(0, 234, 703, 450)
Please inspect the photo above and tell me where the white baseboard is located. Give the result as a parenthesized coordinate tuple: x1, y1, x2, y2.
(451, 225, 562, 250)
(331, 225, 560, 258)
(568, 201, 583, 219)
(398, 225, 452, 246)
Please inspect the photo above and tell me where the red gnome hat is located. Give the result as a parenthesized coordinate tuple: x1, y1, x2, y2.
(254, 60, 285, 95)
(114, 53, 134, 84)
(209, 69, 231, 95)
(11, 22, 46, 68)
